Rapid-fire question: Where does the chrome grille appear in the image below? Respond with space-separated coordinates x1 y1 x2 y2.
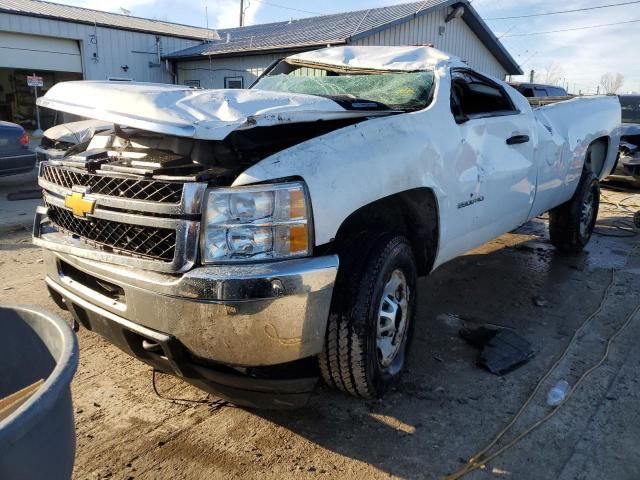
41 164 183 203
46 204 177 262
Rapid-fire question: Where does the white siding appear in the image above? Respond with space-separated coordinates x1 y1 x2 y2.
176 53 283 89
0 13 201 82
352 11 507 79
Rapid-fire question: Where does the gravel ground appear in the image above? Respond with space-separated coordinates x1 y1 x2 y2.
1 186 639 480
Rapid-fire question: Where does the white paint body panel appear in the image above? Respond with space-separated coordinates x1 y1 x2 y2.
528 95 621 217
42 119 111 144
38 81 389 141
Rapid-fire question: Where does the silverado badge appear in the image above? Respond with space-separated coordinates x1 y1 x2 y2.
64 190 96 218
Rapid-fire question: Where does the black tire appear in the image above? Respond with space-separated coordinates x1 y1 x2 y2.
319 233 417 398
549 170 600 253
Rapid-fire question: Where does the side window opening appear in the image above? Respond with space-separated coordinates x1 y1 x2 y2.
451 70 517 122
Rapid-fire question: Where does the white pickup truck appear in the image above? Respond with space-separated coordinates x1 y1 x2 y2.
33 46 620 408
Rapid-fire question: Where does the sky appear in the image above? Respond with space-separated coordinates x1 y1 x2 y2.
53 0 640 93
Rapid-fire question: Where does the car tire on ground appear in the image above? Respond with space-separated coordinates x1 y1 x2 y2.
319 233 417 398
549 170 600 253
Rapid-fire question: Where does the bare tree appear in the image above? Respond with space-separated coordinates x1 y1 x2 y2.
600 72 625 94
539 62 563 85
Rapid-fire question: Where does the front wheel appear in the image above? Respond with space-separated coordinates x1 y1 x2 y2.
549 171 600 253
319 234 417 398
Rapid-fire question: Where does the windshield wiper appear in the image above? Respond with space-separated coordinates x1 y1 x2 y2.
324 95 395 111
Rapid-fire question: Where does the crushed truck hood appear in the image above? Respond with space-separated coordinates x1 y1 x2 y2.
37 81 389 140
43 119 112 144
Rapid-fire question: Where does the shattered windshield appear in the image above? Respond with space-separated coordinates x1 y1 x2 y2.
620 95 640 123
253 61 435 111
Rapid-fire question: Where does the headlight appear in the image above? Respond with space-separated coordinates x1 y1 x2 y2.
201 181 311 263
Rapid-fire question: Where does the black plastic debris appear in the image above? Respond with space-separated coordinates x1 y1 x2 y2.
460 326 535 375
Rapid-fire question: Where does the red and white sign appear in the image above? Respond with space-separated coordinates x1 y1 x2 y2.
27 75 43 87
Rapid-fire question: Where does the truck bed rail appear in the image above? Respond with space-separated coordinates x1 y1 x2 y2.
528 96 574 108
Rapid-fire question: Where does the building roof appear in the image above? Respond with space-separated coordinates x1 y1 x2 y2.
164 0 521 75
0 0 219 40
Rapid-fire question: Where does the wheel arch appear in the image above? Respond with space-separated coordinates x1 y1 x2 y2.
328 188 440 276
584 136 610 178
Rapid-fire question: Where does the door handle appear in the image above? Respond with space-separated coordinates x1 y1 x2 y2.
506 134 530 145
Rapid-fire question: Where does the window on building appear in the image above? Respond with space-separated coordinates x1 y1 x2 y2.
224 76 244 89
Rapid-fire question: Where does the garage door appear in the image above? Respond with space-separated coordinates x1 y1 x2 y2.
0 31 82 73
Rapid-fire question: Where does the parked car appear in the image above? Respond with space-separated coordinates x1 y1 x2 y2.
35 119 112 162
33 45 620 408
0 122 36 177
608 94 640 186
508 82 568 98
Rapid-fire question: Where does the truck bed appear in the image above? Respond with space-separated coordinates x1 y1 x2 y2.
528 95 574 108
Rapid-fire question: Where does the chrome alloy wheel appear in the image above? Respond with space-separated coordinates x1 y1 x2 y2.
376 269 410 367
580 188 596 237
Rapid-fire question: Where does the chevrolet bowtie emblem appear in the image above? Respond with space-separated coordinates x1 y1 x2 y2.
64 191 95 218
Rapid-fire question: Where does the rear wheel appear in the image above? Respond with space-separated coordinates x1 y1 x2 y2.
319 233 417 398
549 170 600 253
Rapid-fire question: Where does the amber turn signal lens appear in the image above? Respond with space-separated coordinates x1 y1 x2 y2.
288 225 309 254
288 188 306 219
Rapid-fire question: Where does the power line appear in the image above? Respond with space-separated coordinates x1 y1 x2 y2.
503 18 640 37
250 0 323 16
485 0 640 20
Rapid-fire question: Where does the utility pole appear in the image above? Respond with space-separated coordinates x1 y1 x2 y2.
529 69 535 83
239 0 244 26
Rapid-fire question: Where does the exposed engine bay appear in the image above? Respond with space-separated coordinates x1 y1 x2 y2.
53 119 362 185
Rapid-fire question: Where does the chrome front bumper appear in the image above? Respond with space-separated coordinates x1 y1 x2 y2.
41 246 338 367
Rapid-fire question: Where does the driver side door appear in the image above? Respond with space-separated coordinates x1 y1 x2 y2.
450 69 536 246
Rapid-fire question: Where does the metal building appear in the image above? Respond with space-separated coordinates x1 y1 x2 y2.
165 0 521 90
0 0 217 128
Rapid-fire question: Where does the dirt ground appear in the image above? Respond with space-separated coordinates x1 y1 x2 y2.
1 185 640 480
